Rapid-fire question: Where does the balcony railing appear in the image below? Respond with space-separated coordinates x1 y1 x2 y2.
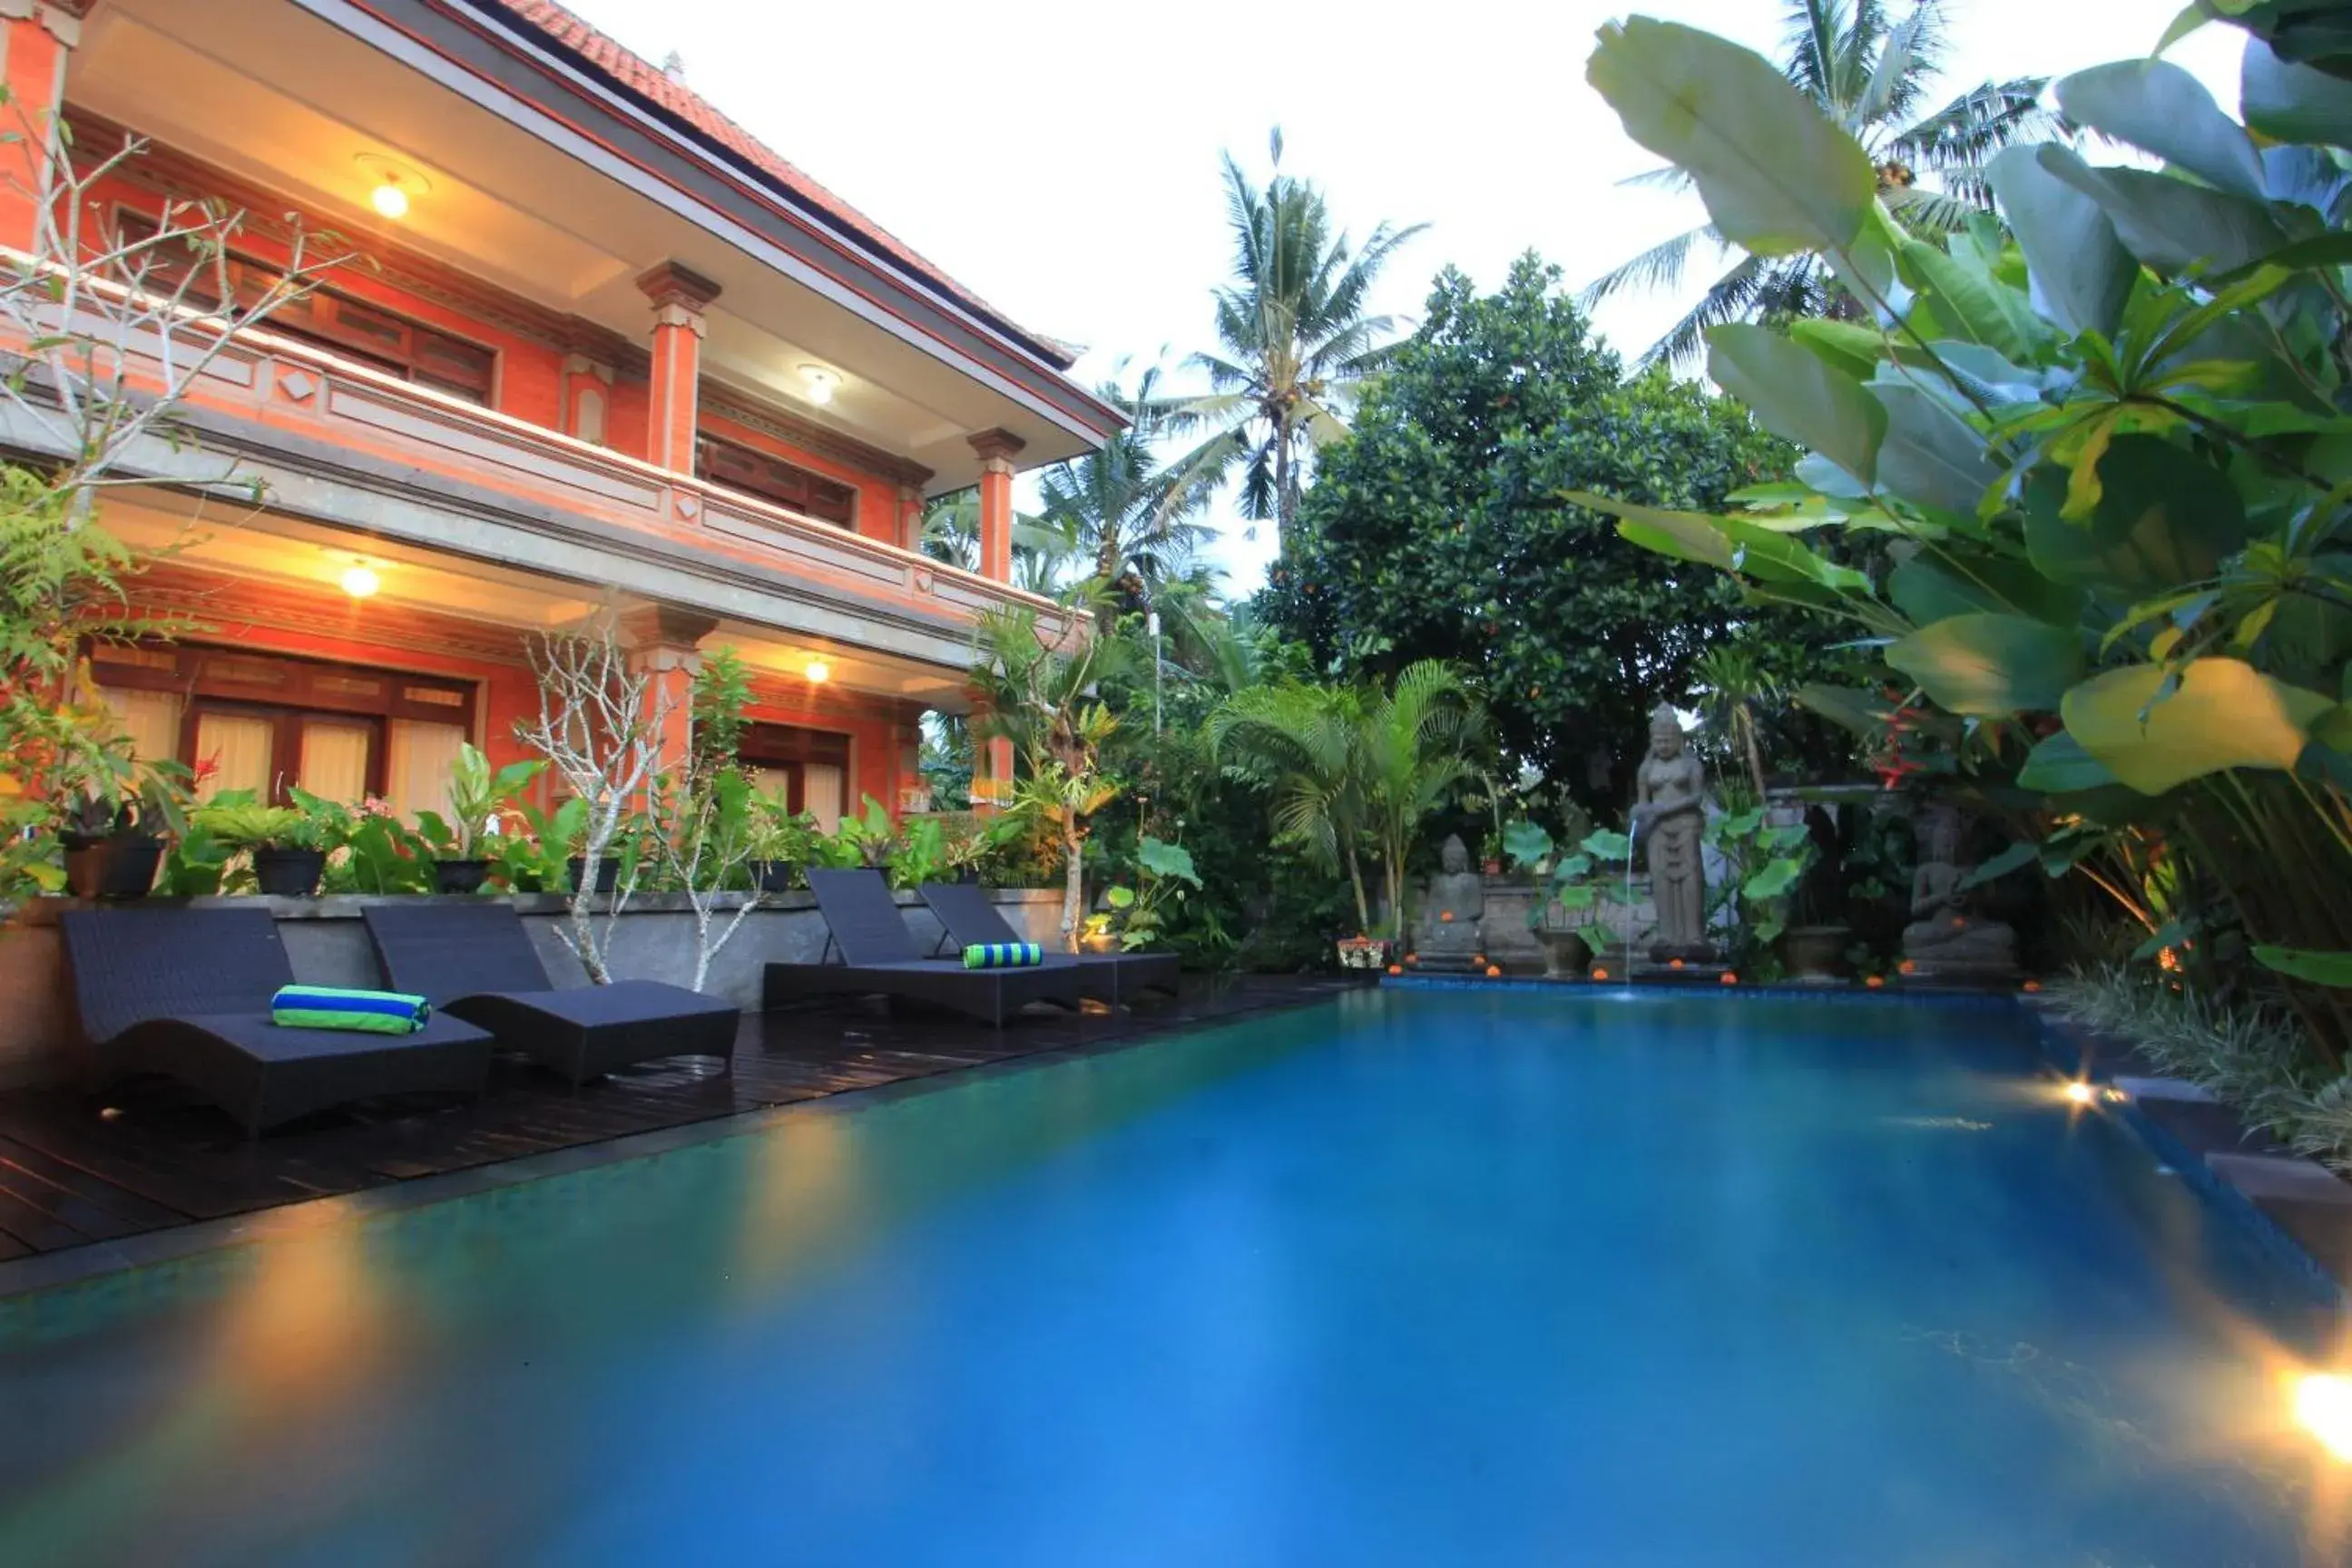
1 266 1081 646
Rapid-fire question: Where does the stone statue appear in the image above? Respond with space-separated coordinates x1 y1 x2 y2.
1416 833 1486 973
1633 702 1711 962
1901 803 2018 980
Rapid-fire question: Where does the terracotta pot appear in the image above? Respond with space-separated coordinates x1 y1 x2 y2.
251 847 326 897
1535 928 1592 979
1776 924 1853 980
61 833 162 899
435 858 493 895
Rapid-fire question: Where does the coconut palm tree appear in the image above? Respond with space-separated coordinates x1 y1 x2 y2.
919 492 1083 596
1037 362 1220 607
1172 131 1426 544
1582 0 2061 368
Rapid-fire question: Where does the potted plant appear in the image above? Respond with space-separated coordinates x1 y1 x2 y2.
58 744 190 900
743 793 814 894
1524 828 1634 977
190 791 332 897
416 743 545 894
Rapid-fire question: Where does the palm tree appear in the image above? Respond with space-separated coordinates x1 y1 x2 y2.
1173 130 1426 544
1038 362 1220 607
1582 0 2061 368
919 492 1083 595
1210 660 1485 942
1209 680 1375 936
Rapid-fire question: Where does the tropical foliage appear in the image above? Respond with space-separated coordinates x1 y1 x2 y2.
1209 660 1485 942
1583 0 2061 368
1262 255 1860 805
1579 16 2352 1054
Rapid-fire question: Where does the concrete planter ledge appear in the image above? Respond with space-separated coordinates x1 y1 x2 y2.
0 887 1064 1091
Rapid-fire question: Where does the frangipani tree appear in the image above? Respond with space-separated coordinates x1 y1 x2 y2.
1579 15 2352 1054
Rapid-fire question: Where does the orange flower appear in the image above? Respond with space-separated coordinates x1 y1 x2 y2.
1387 965 1402 976
1866 975 1885 989
1669 957 1684 970
1720 972 1739 985
2023 979 2042 994
1898 959 1918 975
1485 965 1502 978
1440 911 1455 923
1591 966 1610 981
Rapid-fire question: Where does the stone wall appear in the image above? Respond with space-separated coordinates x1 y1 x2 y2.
0 887 1063 1091
1446 876 1661 972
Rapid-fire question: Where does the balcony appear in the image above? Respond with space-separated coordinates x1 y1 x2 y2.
0 291 1082 685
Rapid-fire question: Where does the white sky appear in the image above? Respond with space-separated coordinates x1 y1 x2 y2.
556 0 2247 593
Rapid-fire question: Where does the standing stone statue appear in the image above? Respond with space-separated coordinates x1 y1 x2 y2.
1633 702 1711 962
1416 833 1487 973
1901 803 2018 981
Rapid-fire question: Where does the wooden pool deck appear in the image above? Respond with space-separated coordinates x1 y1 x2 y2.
0 976 1360 1271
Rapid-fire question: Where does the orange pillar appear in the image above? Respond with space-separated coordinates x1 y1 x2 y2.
635 261 721 475
897 484 925 552
966 428 1024 583
0 2 86 254
622 603 720 784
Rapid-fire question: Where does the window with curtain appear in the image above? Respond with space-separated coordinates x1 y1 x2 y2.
100 686 181 767
736 722 853 830
299 720 373 805
192 710 275 801
386 720 466 824
802 763 845 832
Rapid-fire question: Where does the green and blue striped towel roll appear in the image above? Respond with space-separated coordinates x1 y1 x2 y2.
962 942 1044 969
270 985 433 1034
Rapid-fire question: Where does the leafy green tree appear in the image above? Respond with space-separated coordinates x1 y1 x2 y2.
1171 131 1426 544
1583 0 2059 368
1265 255 1844 808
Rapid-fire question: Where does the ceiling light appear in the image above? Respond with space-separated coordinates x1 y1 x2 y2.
799 366 838 407
805 658 831 684
340 564 381 599
355 154 429 221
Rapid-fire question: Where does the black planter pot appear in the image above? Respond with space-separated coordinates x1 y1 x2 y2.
565 856 621 896
252 847 327 897
957 869 982 887
61 833 162 899
435 858 493 895
746 859 796 894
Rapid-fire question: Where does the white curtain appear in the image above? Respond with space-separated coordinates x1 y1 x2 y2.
747 764 791 805
803 762 845 832
299 720 372 805
192 712 274 802
101 687 181 766
385 720 466 823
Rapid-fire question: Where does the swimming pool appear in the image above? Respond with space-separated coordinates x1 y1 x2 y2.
1 989 2342 1565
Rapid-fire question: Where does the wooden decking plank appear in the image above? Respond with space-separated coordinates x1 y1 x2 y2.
0 1135 188 1228
0 1185 97 1251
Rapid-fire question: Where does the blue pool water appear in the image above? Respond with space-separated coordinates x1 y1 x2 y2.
2 990 2345 1566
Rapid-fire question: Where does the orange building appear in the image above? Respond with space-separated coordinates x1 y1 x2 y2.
0 0 1112 826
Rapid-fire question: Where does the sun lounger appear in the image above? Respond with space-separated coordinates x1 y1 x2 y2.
917 881 1180 1005
363 901 738 1086
763 869 1085 1027
60 906 494 1136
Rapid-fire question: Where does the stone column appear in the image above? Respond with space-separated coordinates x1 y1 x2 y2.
896 483 926 553
620 602 720 781
0 2 90 254
634 261 722 475
965 427 1024 583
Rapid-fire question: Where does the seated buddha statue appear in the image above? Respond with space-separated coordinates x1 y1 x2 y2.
1416 834 1486 974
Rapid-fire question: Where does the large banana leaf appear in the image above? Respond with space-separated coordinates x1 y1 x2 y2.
2062 658 2335 794
1586 18 1875 260
1887 614 2085 717
1708 323 1883 485
1985 145 2136 338
2056 60 2269 201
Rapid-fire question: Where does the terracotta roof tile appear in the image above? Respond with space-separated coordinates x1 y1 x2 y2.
479 0 1078 371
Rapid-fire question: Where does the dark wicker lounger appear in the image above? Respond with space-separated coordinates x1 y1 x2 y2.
763 869 1085 1028
363 902 739 1086
60 906 494 1137
917 881 1181 1005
